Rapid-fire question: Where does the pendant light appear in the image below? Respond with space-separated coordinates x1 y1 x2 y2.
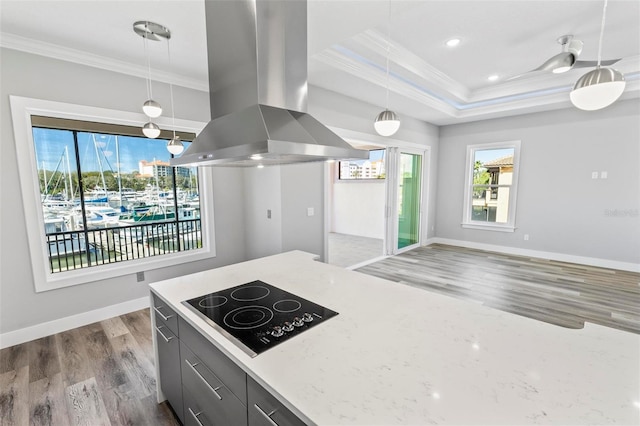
570 0 626 111
374 0 400 137
134 21 171 138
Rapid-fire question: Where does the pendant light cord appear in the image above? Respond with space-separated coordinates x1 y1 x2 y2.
385 0 391 110
144 25 153 99
596 0 608 67
167 38 177 138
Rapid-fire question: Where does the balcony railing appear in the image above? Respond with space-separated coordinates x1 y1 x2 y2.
46 219 202 273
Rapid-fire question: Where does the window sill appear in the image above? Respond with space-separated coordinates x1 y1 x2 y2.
36 247 215 293
461 222 515 233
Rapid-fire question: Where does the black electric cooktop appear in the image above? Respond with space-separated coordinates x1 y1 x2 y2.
182 280 338 357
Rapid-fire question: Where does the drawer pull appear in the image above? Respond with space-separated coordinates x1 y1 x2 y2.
188 407 205 426
153 305 174 321
254 403 280 426
185 359 223 400
155 326 174 343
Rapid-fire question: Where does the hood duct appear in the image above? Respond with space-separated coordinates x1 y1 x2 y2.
171 0 369 167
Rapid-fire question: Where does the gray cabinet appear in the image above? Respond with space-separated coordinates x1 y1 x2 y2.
181 342 247 426
179 317 247 405
248 377 306 426
153 303 307 426
153 294 183 422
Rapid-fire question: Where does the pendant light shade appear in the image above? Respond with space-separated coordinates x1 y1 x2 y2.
142 99 162 118
167 136 184 155
570 67 625 111
142 122 161 139
570 0 625 111
374 110 401 137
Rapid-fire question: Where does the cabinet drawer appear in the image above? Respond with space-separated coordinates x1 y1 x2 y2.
155 324 183 422
181 342 247 426
179 316 247 405
248 377 306 426
152 292 179 336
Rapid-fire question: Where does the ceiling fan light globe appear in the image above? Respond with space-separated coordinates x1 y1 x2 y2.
142 122 161 138
166 136 184 155
143 99 162 118
374 110 400 136
570 67 626 111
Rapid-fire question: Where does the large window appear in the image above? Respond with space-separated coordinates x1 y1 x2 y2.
11 96 215 291
338 149 386 180
462 141 521 232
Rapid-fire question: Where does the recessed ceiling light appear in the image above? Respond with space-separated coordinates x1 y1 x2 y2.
446 38 461 47
488 75 499 82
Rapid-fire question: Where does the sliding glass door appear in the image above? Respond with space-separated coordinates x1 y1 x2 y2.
397 152 422 249
385 148 425 255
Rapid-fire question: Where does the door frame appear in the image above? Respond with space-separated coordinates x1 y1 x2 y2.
385 146 429 255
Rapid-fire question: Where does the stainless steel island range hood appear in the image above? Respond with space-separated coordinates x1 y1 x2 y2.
171 0 368 167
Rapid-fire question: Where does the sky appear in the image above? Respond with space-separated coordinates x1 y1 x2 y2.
474 148 513 164
33 128 185 174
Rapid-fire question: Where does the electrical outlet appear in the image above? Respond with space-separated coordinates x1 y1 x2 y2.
136 271 145 282
267 209 271 219
307 207 314 217
524 234 529 241
600 171 608 179
591 171 599 179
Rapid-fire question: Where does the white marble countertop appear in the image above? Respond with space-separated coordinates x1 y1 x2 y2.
150 251 640 425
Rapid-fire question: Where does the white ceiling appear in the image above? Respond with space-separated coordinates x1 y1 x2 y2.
1 0 639 125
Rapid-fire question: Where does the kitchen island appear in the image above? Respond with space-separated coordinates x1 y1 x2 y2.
150 251 639 425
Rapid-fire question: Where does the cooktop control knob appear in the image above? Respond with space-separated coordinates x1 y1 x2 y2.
292 317 304 327
282 322 294 332
271 326 284 338
302 312 314 323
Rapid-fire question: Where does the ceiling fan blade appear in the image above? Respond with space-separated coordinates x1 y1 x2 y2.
507 52 576 80
505 69 545 81
573 58 621 68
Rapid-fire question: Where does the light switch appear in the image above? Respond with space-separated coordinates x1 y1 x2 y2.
600 171 608 179
267 209 272 219
591 171 599 179
307 207 314 217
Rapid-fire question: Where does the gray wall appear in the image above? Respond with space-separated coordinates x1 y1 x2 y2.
0 48 248 334
280 163 325 256
243 166 284 259
436 99 640 264
243 162 325 261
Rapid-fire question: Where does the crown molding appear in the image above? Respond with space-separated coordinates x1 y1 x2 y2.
356 30 470 101
315 38 640 122
0 32 209 92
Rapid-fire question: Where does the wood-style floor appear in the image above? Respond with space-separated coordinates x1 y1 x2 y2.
357 244 640 334
0 309 179 426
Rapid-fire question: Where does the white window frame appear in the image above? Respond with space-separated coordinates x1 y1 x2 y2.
10 95 216 292
461 140 521 232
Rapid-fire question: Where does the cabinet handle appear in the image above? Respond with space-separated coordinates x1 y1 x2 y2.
155 326 174 343
254 403 280 426
185 359 223 400
188 407 205 426
154 305 174 321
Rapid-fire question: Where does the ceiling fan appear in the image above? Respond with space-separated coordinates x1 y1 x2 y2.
508 34 621 80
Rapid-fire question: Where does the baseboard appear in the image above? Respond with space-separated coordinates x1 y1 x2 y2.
429 238 640 273
0 296 150 349
346 254 389 270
